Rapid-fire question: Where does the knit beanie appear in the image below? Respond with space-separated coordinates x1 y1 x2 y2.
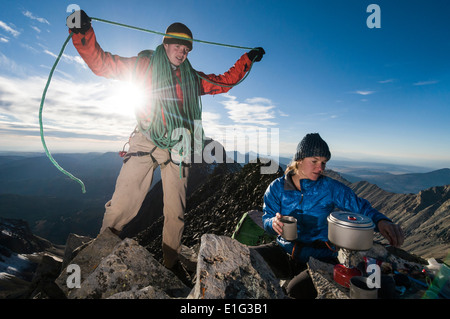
294 133 331 161
163 22 193 51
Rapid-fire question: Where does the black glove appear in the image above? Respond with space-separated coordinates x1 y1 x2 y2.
247 47 265 62
66 10 91 34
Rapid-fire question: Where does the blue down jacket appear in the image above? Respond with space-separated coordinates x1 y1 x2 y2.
262 172 391 263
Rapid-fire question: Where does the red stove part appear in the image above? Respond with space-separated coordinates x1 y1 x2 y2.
333 264 362 288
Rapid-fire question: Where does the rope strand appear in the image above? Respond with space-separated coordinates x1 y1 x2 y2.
39 32 86 193
90 17 255 50
39 17 255 193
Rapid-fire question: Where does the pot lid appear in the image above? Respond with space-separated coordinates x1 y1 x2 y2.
327 211 374 228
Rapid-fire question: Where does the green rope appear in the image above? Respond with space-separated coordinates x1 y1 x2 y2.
90 17 254 50
132 45 204 179
39 32 86 194
40 17 256 193
134 45 203 172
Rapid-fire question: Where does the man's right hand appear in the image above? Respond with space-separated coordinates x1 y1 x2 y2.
66 10 91 34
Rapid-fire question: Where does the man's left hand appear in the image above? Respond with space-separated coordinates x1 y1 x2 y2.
247 47 265 62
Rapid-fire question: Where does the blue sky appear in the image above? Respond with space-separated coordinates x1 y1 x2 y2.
0 0 449 168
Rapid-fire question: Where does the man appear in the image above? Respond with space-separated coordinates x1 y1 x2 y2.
67 10 265 269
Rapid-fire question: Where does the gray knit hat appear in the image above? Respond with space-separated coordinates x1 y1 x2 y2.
294 133 331 161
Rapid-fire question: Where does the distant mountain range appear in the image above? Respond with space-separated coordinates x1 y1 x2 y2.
0 151 449 250
340 168 450 194
264 154 450 194
0 152 122 200
0 152 124 243
0 152 449 299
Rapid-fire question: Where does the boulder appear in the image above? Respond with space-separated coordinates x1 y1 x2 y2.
55 227 122 297
189 234 285 299
28 255 66 299
69 238 191 299
179 244 198 272
307 257 350 299
107 286 171 299
60 233 93 270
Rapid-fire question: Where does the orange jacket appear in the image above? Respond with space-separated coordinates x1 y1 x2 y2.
71 28 252 101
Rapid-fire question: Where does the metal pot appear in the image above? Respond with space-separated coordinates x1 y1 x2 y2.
327 211 375 251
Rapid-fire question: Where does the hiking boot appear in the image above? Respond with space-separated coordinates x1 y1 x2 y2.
108 227 121 237
167 260 193 288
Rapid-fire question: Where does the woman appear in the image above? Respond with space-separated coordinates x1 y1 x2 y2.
255 133 404 298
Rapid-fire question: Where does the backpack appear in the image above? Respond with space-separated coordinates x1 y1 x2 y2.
232 210 275 246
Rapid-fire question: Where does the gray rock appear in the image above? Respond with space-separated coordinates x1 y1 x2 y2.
179 244 198 272
28 255 66 299
189 234 285 299
55 227 123 297
69 238 190 299
107 286 171 299
307 257 350 299
60 233 93 270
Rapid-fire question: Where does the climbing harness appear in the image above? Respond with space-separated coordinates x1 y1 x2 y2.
39 16 258 193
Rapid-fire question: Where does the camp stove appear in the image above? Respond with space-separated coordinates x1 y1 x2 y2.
327 212 375 288
333 248 363 288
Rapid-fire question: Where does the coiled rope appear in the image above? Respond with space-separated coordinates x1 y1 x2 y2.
39 17 256 193
135 45 202 152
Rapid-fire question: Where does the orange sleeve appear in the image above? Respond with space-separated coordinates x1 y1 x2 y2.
198 53 252 95
70 28 143 81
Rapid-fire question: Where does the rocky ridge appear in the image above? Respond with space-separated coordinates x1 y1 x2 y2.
13 224 445 300
350 182 450 259
0 217 64 298
1 161 449 300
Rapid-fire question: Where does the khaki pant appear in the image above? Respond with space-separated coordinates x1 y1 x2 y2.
100 131 189 268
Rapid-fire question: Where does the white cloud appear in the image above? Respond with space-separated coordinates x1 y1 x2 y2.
0 75 282 155
43 49 87 69
0 52 26 74
201 111 221 123
0 36 9 43
378 79 394 84
0 21 20 37
20 43 39 54
245 97 272 105
354 90 375 96
413 80 439 86
0 75 137 148
39 64 74 79
31 26 41 33
22 10 50 25
199 94 280 156
220 93 277 126
277 109 289 117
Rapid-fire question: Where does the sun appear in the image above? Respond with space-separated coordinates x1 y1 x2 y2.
107 81 147 119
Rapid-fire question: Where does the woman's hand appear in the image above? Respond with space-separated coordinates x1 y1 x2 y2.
378 220 404 247
272 213 284 236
